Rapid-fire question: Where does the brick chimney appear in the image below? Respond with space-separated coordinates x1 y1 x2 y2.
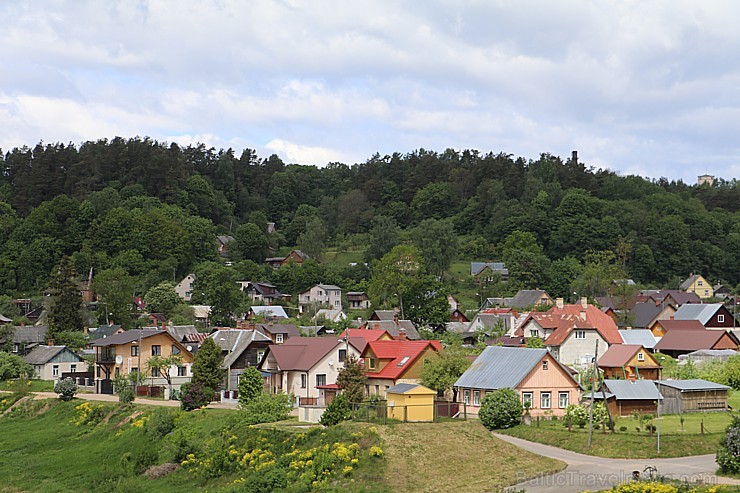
398 328 407 341
47 339 54 346
580 297 588 310
669 315 674 320
393 314 399 325
556 298 564 309
161 322 166 331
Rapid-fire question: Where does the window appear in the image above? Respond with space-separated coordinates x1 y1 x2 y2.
171 345 181 355
397 356 410 367
368 358 377 370
256 350 265 364
365 384 370 397
540 392 551 409
718 315 725 323
542 360 549 370
375 385 380 395
151 345 161 356
638 352 645 362
463 389 470 405
300 374 307 388
52 365 59 377
522 392 533 407
558 392 569 408
574 330 586 339
177 366 187 377
131 345 139 357
704 290 709 296
473 390 480 406
698 280 703 286
275 333 284 344
151 367 161 377
338 349 347 363
316 374 326 387
12 343 18 353
70 364 77 373
530 329 539 338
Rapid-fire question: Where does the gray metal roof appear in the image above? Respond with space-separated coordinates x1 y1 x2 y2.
509 290 549 309
673 303 723 325
454 346 548 390
387 383 422 394
23 346 84 365
656 379 730 391
630 302 662 329
470 262 508 276
250 305 288 318
602 380 662 400
619 329 657 349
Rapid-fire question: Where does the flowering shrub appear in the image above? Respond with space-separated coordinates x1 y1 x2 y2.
71 401 106 426
180 382 213 411
717 415 740 473
54 378 78 401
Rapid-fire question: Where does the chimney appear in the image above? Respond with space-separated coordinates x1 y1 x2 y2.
556 298 564 309
249 320 256 331
161 322 166 331
83 326 88 336
20 321 25 327
393 314 399 325
47 339 54 346
374 323 380 330
398 328 407 341
580 297 588 309
670 315 674 320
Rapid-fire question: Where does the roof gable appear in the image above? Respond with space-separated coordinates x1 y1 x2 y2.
364 340 440 380
598 344 658 368
539 303 622 346
265 337 365 371
603 380 662 400
455 346 562 390
674 303 723 325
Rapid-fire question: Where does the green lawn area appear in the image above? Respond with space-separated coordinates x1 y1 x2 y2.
0 379 54 392
377 419 565 493
499 407 736 459
323 249 364 266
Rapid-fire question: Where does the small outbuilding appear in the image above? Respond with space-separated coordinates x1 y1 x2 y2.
386 383 436 422
597 379 662 417
655 379 730 414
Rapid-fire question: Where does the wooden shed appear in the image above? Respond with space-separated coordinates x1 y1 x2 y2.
595 379 662 417
386 383 436 422
655 379 730 414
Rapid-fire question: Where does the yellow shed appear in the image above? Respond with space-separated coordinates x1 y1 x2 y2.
386 383 437 422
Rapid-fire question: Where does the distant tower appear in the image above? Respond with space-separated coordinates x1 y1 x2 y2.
571 150 578 165
697 174 715 186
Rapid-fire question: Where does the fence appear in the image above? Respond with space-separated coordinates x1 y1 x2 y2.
60 371 95 388
350 400 469 424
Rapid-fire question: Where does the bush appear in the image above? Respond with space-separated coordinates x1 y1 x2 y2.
242 392 292 425
113 375 135 404
148 408 176 438
0 352 33 381
619 426 627 432
478 388 522 430
237 367 264 406
717 415 740 473
54 377 78 401
320 394 352 427
564 404 588 429
180 382 213 411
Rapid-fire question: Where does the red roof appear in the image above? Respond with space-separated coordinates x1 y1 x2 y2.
529 303 622 346
654 319 705 331
339 328 390 342
363 340 441 380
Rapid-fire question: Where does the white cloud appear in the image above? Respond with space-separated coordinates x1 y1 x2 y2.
265 139 355 166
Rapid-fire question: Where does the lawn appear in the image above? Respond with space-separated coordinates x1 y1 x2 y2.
499 407 737 459
0 379 55 392
377 419 565 493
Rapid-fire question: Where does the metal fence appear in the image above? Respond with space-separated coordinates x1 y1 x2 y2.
350 400 468 424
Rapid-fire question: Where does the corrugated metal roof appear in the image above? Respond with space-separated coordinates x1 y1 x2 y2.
387 383 420 394
674 304 723 325
23 346 75 365
656 379 730 391
250 306 288 318
454 346 547 390
603 380 662 400
619 330 657 349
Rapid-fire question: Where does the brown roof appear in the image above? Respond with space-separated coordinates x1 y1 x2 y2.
264 337 366 371
598 344 659 368
654 319 705 331
654 330 739 352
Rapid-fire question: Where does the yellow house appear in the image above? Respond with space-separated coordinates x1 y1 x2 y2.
680 274 713 299
92 329 194 394
386 383 436 422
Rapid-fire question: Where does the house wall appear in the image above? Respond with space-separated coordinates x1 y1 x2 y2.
386 392 435 422
551 330 608 368
36 359 88 380
657 386 728 414
225 342 271 391
706 307 736 329
175 275 195 302
518 353 580 417
95 334 193 390
714 333 739 351
605 398 658 417
686 276 713 299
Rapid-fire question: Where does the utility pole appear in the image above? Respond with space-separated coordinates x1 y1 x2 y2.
657 393 661 454
587 340 599 449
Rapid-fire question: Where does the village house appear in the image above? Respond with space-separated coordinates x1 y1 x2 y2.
454 346 581 417
265 249 309 268
596 379 662 417
629 301 676 330
346 292 371 310
174 274 196 301
470 261 509 283
258 336 366 406
653 328 739 358
92 329 193 395
23 346 88 381
673 303 735 330
248 305 289 321
238 281 283 305
208 328 272 399
597 344 662 380
680 274 714 299
650 318 706 339
217 235 235 258
618 329 658 350
298 284 342 313
361 339 442 399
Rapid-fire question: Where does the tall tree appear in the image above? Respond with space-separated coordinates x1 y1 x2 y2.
91 266 137 328
297 216 327 262
232 222 269 262
420 345 470 401
143 282 181 318
411 218 458 277
364 215 400 263
191 337 225 392
336 355 366 405
48 256 83 339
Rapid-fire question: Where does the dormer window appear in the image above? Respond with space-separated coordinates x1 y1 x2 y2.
275 333 284 344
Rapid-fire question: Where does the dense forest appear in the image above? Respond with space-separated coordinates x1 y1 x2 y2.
0 138 738 323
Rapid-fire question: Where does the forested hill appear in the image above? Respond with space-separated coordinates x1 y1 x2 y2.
0 138 738 298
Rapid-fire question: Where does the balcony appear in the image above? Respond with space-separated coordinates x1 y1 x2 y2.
97 348 116 363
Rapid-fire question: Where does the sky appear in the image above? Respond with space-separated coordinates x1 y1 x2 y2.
2 0 739 183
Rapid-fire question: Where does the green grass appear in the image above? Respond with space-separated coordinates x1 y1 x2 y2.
499 409 737 459
0 379 55 392
323 249 364 266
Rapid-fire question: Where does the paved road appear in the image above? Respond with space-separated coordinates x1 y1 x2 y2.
494 433 740 493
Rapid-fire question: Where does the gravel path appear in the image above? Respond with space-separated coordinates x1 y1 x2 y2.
493 433 740 493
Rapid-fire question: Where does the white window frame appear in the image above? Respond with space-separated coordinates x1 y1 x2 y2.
540 392 551 409
574 330 586 339
542 360 549 370
151 345 161 356
473 390 480 406
718 315 725 323
463 389 470 405
638 352 645 362
522 392 533 407
52 365 59 377
558 392 569 408
256 350 265 364
338 349 347 363
530 329 539 338
131 345 139 357
300 373 307 388
70 364 76 373
275 333 284 344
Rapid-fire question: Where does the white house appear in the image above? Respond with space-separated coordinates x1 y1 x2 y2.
175 274 196 302
298 284 342 313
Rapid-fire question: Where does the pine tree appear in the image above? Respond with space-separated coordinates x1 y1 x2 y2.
191 337 225 392
48 256 83 339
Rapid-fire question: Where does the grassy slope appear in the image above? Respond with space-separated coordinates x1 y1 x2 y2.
378 420 565 493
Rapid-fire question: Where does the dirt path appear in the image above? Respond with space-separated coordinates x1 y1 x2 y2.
493 433 740 492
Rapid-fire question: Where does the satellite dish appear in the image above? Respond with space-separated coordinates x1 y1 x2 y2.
115 355 123 365
187 345 193 352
